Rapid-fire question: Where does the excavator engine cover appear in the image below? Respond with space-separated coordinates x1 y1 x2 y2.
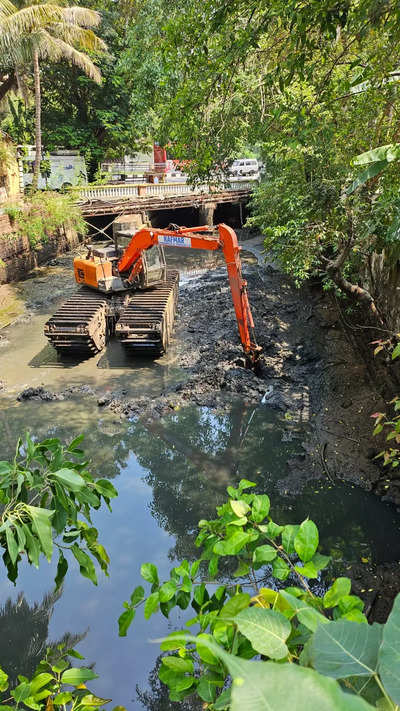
74 258 112 289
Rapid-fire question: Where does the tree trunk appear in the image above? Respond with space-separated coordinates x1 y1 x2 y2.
32 49 41 192
324 241 385 326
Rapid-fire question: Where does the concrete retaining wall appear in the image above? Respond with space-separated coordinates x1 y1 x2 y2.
0 225 80 284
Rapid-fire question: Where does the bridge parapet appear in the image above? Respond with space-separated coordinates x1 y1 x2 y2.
70 181 256 203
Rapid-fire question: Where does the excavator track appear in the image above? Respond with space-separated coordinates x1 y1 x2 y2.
116 270 179 356
44 289 109 356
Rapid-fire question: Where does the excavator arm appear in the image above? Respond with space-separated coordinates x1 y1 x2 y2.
118 223 262 366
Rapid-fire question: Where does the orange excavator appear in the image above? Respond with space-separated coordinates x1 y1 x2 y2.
44 223 261 367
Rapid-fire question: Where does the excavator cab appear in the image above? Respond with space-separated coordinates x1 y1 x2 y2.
138 245 167 289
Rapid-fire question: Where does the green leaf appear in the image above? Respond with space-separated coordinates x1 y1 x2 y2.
230 499 250 517
94 479 118 500
144 592 160 619
323 577 352 608
162 656 194 673
379 592 400 703
197 675 219 703
61 668 98 685
282 525 300 555
22 523 40 567
280 591 329 632
208 555 219 578
253 544 277 564
66 649 84 660
196 633 220 665
140 562 159 585
271 557 290 580
29 673 53 694
352 144 400 166
159 581 176 603
213 687 231 710
25 506 54 562
53 692 73 704
346 161 388 195
12 682 32 703
0 667 9 692
50 468 85 492
228 658 373 711
294 520 319 562
238 479 256 491
235 607 291 660
295 553 330 579
190 638 373 711
71 544 97 585
130 585 145 606
220 593 251 620
213 530 257 556
251 494 270 523
392 343 400 360
79 694 112 707
265 521 284 539
55 551 68 590
67 434 85 451
338 595 364 614
5 526 18 565
118 608 135 637
312 620 383 679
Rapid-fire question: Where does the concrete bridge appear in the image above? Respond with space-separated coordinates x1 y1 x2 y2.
70 181 254 225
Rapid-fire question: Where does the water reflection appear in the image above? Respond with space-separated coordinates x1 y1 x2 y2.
0 398 400 709
0 401 130 481
0 589 86 688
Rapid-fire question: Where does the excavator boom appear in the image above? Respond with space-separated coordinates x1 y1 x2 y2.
118 223 261 365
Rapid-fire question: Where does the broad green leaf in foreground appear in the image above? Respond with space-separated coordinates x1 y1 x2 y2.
379 592 400 703
227 658 374 711
156 633 374 710
311 620 383 679
235 607 291 660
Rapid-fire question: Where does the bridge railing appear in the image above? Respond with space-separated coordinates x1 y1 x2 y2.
69 181 255 202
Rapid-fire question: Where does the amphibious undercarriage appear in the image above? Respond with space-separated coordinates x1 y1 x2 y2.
44 270 179 358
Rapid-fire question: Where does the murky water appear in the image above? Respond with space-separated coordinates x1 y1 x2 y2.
1 245 400 709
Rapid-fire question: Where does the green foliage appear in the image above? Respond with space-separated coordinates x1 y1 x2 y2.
119 480 400 709
0 644 119 711
371 340 400 468
4 192 87 247
1 98 34 146
0 433 117 585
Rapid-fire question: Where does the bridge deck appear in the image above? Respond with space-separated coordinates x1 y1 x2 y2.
71 182 253 216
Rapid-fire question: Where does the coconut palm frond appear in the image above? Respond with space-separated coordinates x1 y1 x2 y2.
49 22 107 53
0 4 63 44
62 6 101 28
39 30 101 83
0 0 17 20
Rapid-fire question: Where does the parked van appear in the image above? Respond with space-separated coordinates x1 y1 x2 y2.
21 147 88 190
229 158 260 181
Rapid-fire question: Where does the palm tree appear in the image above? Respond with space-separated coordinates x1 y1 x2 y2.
0 0 106 189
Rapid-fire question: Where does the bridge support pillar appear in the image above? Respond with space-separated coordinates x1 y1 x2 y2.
199 202 216 227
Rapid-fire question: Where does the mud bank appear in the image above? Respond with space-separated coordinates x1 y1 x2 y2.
94 261 384 489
